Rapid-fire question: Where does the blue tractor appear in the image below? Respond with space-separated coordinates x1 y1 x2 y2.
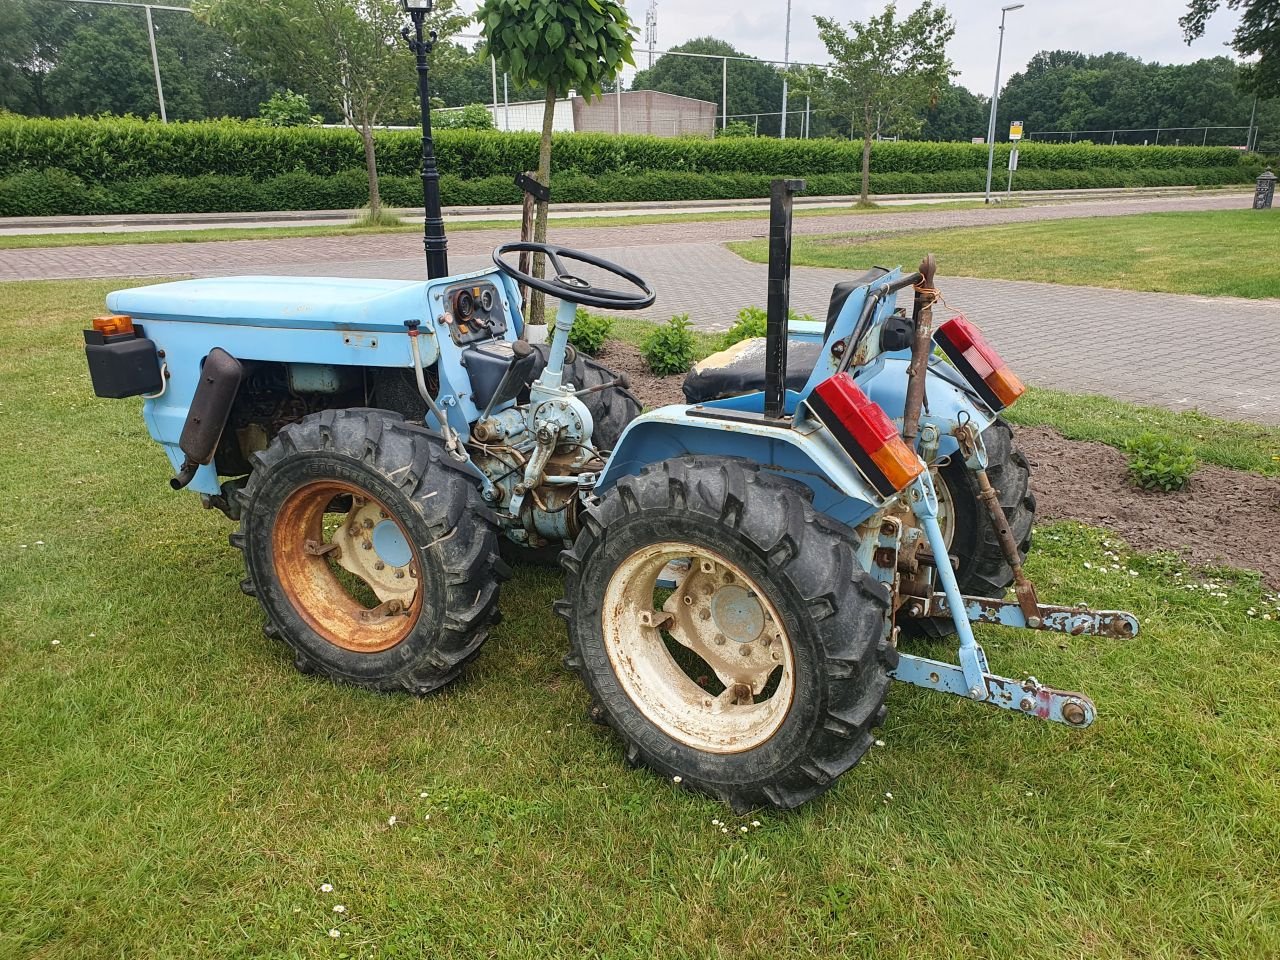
84 122 1138 812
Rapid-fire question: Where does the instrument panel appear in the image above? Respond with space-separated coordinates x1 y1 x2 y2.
442 280 507 345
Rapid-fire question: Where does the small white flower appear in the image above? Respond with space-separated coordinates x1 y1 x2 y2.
387 816 398 827
19 544 27 549
884 791 893 800
50 639 60 646
740 826 748 833
711 819 720 826
721 827 728 834
320 883 334 893
751 820 761 827
1083 562 1092 569
34 540 44 546
874 739 886 748
328 929 341 939
1025 791 1034 797
419 791 428 798
1128 570 1139 577
1247 609 1257 617
672 775 682 784
332 905 346 914
424 814 431 821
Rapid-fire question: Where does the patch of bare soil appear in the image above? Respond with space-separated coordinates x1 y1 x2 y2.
1016 426 1280 589
593 340 687 410
587 347 1280 587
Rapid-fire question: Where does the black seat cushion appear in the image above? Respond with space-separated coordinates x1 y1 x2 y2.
682 338 823 403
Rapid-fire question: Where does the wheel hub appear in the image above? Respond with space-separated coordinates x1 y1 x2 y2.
601 542 795 754
330 500 418 605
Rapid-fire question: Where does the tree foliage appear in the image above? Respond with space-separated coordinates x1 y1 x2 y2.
802 2 955 201
196 0 466 216
1181 0 1280 95
999 51 1280 147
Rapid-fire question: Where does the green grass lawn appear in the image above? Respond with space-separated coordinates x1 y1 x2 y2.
3 280 1279 958
730 210 1280 299
0 201 996 250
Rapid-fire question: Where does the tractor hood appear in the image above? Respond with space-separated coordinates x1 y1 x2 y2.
105 276 428 333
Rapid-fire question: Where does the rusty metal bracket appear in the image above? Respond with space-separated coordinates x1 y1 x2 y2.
920 593 1140 640
304 539 341 558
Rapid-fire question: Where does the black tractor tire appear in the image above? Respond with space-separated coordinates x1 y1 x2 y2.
526 344 641 451
233 408 507 694
559 456 896 812
908 417 1036 639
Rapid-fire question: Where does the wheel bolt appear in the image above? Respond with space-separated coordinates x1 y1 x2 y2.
740 645 752 657
394 569 405 579
714 636 726 646
362 518 374 529
698 609 711 621
375 561 385 570
362 540 372 550
682 595 693 605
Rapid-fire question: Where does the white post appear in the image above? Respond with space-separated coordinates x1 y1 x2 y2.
983 5 1022 203
804 96 810 138
616 83 623 134
779 0 792 139
503 73 510 131
721 56 732 131
490 55 499 127
145 5 167 123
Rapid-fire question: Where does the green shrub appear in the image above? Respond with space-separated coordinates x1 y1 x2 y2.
434 104 497 130
568 308 613 356
641 314 697 376
256 90 319 127
722 305 818 347
1125 432 1197 491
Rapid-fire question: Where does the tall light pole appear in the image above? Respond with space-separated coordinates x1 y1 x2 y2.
984 3 1023 204
400 0 448 280
779 0 792 139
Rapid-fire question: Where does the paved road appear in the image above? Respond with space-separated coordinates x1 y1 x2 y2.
6 190 1277 423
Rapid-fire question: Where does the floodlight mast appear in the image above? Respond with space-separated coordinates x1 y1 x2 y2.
401 0 449 279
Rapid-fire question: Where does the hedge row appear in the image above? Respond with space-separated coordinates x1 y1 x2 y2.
0 115 1257 184
0 165 1258 217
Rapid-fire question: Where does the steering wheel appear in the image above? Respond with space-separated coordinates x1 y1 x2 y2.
493 242 656 312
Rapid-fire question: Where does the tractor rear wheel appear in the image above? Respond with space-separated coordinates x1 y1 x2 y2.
560 457 896 811
233 408 507 694
907 417 1035 638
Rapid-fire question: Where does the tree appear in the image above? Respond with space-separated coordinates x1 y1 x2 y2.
920 82 987 141
804 2 955 202
1181 0 1280 95
477 0 635 324
198 0 466 217
630 37 783 136
258 89 319 126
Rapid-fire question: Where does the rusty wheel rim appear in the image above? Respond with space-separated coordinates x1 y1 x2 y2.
601 541 796 754
271 480 422 653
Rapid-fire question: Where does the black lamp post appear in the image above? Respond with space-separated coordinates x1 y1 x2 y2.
401 0 449 279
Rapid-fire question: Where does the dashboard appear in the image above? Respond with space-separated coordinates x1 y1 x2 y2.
442 280 508 346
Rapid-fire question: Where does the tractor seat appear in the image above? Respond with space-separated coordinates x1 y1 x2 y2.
682 268 889 403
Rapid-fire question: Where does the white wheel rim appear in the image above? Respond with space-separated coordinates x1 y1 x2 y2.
601 541 796 754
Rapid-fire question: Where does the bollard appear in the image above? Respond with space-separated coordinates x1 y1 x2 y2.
1254 168 1276 210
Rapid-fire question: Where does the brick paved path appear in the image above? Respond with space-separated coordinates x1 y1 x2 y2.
5 190 1276 423
0 191 1249 282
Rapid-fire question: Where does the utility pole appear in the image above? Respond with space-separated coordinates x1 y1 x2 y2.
779 0 792 139
984 4 1024 204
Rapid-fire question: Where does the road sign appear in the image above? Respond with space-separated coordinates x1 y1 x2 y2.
1008 147 1019 171
1009 120 1024 141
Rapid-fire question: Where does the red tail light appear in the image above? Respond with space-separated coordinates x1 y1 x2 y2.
934 316 1025 411
808 373 924 497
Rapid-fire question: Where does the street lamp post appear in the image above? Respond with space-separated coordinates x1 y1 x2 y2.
779 0 792 139
984 3 1023 204
401 0 449 279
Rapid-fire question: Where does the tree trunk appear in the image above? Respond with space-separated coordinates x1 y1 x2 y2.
530 86 557 327
860 133 872 204
360 121 381 219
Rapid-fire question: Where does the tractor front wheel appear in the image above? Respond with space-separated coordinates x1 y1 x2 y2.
560 457 895 811
233 408 507 694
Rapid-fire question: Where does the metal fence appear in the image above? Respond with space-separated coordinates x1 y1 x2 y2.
1029 126 1266 150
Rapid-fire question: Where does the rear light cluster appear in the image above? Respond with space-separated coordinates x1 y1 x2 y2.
934 316 1025 411
808 373 924 497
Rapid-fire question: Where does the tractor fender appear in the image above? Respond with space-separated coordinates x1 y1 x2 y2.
853 353 997 459
595 404 886 530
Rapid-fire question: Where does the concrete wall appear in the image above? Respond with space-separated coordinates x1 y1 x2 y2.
437 98 576 134
572 90 717 138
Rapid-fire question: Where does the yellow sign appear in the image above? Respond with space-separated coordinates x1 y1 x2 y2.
1009 120 1024 141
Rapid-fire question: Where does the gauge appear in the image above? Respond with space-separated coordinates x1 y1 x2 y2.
480 288 495 312
454 289 475 319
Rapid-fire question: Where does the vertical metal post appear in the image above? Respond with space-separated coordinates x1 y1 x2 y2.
1154 127 1160 145
804 96 810 138
490 55 499 128
145 6 167 123
1247 95 1258 151
764 178 804 420
779 0 792 139
722 57 728 131
615 84 623 133
984 11 1006 203
503 74 510 131
407 11 448 279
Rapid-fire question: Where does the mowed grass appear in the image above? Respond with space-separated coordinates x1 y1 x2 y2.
730 210 1280 299
2 280 1279 959
0 201 996 250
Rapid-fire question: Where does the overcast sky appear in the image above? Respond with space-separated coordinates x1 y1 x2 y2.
614 0 1245 94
